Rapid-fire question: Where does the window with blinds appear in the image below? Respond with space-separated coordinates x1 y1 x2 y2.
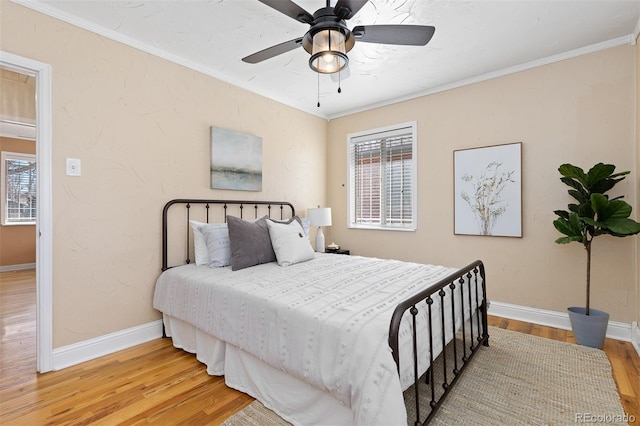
348 122 416 230
2 151 37 225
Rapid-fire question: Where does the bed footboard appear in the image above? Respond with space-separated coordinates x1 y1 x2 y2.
389 260 488 425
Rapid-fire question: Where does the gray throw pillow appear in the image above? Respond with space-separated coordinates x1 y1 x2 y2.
227 215 276 271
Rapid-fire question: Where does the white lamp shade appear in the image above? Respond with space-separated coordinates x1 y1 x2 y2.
308 207 332 227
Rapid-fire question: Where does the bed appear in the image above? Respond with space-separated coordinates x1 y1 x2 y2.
153 199 489 425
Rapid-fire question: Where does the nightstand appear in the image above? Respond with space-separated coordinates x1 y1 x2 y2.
326 248 350 255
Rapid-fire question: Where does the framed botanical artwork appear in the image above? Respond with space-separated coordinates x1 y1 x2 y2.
454 142 522 237
210 126 262 191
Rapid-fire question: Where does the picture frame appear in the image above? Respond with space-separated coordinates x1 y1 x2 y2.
210 126 262 191
453 142 522 237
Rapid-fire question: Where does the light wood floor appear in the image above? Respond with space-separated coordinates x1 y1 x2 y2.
1 269 638 425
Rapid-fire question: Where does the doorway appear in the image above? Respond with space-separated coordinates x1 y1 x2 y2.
0 51 53 372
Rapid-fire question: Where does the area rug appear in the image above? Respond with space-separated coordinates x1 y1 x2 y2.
221 327 626 425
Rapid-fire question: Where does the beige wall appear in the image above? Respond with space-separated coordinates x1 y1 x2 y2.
1 0 638 348
1 1 327 347
0 68 35 121
636 35 640 328
327 45 638 324
0 137 36 266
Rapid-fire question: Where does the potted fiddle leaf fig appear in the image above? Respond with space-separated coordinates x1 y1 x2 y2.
553 163 640 349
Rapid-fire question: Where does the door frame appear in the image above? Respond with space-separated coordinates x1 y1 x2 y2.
1 51 53 372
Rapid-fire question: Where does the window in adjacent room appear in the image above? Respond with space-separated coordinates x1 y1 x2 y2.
1 151 37 225
347 121 417 231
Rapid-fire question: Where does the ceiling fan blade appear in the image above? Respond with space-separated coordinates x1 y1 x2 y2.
242 38 304 64
257 0 314 24
334 0 369 20
352 25 435 46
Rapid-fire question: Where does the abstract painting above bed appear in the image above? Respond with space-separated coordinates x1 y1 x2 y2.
210 126 262 191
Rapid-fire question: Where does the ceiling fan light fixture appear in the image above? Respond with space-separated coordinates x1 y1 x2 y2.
309 28 348 74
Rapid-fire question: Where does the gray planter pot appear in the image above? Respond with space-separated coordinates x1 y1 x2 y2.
567 307 609 349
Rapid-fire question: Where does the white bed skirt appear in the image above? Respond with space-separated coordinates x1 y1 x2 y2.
163 314 355 425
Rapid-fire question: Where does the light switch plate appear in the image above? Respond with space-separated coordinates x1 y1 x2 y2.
66 158 81 176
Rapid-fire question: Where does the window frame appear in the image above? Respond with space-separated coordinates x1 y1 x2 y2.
2 150 37 226
347 121 417 231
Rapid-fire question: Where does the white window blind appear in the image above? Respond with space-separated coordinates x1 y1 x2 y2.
2 151 37 225
348 122 416 230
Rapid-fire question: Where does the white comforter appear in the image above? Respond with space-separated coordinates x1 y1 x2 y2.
153 254 469 425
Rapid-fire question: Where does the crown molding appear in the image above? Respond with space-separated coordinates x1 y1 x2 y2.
10 0 326 119
0 118 36 140
328 34 635 119
11 1 636 121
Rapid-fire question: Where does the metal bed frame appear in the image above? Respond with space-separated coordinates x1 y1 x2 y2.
160 199 489 425
162 198 295 271
389 260 489 424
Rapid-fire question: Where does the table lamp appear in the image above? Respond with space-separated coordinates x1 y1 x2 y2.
308 207 332 253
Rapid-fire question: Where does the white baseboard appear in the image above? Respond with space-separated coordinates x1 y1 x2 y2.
45 304 640 370
632 321 640 358
488 301 632 343
0 263 36 272
52 320 164 371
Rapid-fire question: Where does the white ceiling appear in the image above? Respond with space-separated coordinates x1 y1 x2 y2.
14 0 640 119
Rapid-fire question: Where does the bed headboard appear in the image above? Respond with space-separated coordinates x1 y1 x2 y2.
162 199 296 271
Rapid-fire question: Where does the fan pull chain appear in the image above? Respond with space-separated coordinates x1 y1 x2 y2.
338 69 342 94
317 72 320 107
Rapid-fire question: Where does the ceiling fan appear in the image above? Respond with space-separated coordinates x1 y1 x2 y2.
242 0 435 75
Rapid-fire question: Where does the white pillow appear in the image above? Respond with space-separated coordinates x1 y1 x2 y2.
299 216 311 238
189 221 230 267
201 224 232 267
266 219 315 267
189 220 211 265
